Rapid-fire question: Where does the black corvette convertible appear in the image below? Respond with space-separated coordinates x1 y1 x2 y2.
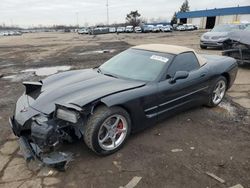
9 44 238 168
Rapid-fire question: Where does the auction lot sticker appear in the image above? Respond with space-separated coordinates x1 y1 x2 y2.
150 55 169 63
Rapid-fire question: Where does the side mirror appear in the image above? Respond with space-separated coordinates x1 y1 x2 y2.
169 71 189 84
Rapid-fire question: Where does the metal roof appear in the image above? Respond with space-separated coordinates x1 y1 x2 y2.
177 6 250 19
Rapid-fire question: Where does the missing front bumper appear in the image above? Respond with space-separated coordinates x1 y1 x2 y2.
19 136 72 171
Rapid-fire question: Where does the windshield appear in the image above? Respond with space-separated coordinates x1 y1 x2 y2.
99 49 173 82
211 24 241 32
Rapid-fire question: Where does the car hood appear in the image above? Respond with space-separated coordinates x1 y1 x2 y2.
27 69 145 114
202 32 229 39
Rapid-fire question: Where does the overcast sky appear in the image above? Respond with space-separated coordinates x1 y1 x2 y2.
0 0 249 27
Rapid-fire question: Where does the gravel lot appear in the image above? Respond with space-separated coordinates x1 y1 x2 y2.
0 31 249 188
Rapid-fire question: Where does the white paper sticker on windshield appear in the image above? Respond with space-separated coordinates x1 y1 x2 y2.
150 55 169 63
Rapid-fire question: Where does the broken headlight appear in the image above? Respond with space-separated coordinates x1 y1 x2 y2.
56 108 79 123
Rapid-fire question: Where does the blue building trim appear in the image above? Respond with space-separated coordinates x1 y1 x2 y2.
177 6 250 19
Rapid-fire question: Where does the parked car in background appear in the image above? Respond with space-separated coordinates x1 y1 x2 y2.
152 25 161 32
89 27 109 35
156 24 164 31
10 44 238 170
64 29 71 33
125 25 134 33
109 27 116 33
176 25 186 31
117 27 125 33
184 24 195 31
15 31 22 35
141 25 151 33
200 24 245 49
144 25 154 32
162 25 172 32
134 26 142 33
78 28 89 34
193 25 199 30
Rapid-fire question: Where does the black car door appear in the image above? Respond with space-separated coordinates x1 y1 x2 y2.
157 52 209 120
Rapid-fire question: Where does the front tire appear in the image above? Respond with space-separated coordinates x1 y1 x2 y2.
84 106 131 155
207 76 227 107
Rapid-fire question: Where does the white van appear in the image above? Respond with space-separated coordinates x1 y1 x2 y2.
125 26 134 33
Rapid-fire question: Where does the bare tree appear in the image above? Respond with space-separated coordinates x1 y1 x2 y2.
171 12 177 25
126 10 141 27
180 0 190 12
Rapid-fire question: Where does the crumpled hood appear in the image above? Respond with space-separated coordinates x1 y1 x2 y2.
27 69 145 114
228 30 250 46
202 32 229 40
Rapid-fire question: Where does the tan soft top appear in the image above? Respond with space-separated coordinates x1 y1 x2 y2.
132 44 206 66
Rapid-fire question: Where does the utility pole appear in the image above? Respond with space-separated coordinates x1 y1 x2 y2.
76 12 79 28
106 0 109 25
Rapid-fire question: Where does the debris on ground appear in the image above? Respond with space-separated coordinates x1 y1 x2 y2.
113 160 122 171
37 166 57 177
154 132 161 136
22 66 71 76
217 101 237 117
119 176 142 188
206 172 225 184
2 72 34 82
190 147 195 150
78 49 116 55
171 149 183 153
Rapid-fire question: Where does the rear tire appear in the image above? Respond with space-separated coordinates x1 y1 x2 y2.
84 106 131 155
207 76 227 107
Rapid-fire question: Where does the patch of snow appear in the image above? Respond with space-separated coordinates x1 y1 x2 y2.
218 101 236 116
171 149 183 153
2 72 34 82
22 66 71 76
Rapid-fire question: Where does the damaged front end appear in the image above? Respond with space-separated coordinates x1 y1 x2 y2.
222 30 250 65
9 82 91 170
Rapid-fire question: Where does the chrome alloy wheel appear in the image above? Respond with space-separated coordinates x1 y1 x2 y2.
98 114 128 151
212 80 226 105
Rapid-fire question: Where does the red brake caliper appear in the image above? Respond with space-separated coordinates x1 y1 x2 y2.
116 121 123 136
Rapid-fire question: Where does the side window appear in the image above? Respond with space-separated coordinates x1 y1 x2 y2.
167 52 200 78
